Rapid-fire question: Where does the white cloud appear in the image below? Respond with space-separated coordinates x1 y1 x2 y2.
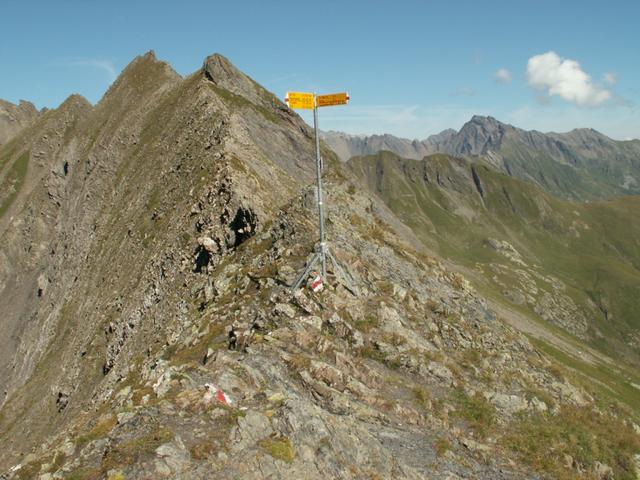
56 58 118 82
449 86 477 97
494 68 512 84
526 51 611 107
603 72 617 85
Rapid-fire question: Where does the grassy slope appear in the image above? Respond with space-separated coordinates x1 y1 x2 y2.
495 133 640 201
348 151 640 411
0 151 29 217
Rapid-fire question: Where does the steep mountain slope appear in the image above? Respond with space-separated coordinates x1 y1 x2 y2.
326 117 640 200
348 150 640 399
0 53 639 480
0 99 40 145
0 50 314 457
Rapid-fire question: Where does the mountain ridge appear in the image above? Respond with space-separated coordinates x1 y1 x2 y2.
324 116 640 200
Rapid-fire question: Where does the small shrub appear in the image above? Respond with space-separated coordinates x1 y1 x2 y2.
101 428 174 472
286 353 311 371
388 333 406 347
413 386 432 411
547 363 565 381
452 389 495 438
190 441 217 460
354 316 379 333
77 414 117 446
358 344 386 363
435 437 452 457
358 344 403 370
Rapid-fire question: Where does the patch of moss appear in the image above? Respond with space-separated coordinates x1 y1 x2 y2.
258 435 295 463
65 467 103 480
77 414 117 447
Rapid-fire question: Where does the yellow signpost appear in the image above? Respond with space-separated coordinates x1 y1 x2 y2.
286 89 355 294
316 92 349 107
285 91 315 110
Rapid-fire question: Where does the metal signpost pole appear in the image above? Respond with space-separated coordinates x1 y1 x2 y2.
287 90 355 294
313 96 327 279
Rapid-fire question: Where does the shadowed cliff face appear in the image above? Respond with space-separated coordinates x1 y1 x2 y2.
1 53 639 480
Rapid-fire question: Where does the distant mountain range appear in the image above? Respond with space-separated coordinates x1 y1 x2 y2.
324 116 640 200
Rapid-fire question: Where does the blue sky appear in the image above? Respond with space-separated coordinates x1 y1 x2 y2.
2 0 639 139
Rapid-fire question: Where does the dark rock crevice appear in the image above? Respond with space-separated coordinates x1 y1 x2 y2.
193 246 212 273
227 206 258 248
470 165 485 198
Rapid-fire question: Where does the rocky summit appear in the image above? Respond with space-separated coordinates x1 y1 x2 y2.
0 52 639 480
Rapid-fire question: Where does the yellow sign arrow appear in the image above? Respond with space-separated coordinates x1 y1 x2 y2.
285 91 315 110
316 92 350 107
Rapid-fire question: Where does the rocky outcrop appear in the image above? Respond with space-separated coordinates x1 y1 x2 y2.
0 99 40 145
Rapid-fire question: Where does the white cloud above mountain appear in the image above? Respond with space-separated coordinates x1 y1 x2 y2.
54 58 118 82
495 68 512 84
603 72 617 85
526 51 611 107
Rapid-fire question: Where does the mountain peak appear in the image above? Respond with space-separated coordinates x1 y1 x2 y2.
202 53 264 104
467 115 510 130
449 115 513 156
119 50 177 78
202 53 246 86
470 114 493 122
97 50 180 108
